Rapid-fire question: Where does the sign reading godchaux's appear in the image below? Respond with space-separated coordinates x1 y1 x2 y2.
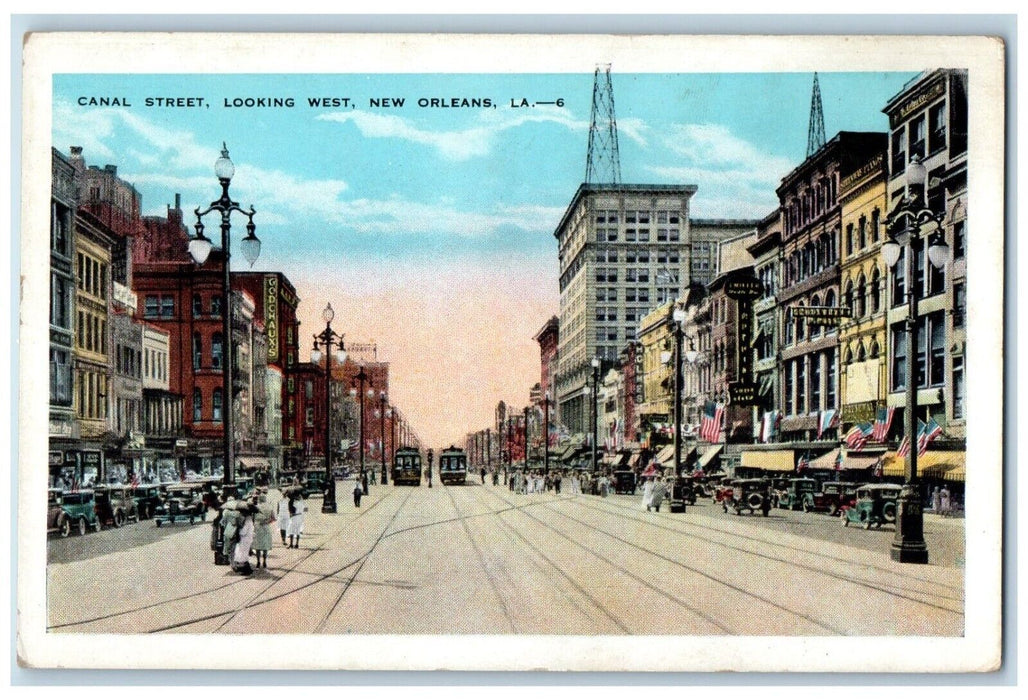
791 305 852 325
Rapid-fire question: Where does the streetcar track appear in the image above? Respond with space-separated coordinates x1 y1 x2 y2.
312 487 417 633
442 483 517 633
581 494 964 593
569 495 965 609
459 485 632 633
471 485 738 634
48 485 401 632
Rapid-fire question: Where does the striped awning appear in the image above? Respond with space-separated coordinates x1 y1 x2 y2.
655 445 675 466
697 445 724 469
882 450 965 479
628 453 641 467
740 449 795 471
809 448 840 471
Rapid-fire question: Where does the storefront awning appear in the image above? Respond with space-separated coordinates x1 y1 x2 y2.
740 449 795 471
882 451 966 479
654 445 675 466
627 453 641 467
810 448 840 471
843 452 886 471
238 457 272 471
697 444 724 469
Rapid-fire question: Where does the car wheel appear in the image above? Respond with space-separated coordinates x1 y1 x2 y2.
155 520 162 528
59 518 71 538
77 518 87 536
882 502 897 523
93 518 101 532
114 511 125 528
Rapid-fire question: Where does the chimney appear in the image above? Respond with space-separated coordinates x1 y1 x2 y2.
104 164 118 176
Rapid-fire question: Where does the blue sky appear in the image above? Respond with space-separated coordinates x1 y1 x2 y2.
52 71 917 444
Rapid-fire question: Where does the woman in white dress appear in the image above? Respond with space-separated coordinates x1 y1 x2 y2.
232 501 256 576
287 493 306 549
641 476 655 511
276 493 291 546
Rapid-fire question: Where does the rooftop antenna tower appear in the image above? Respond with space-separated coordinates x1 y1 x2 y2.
585 64 622 185
806 72 826 158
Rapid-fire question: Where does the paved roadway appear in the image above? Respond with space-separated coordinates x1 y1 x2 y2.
46 479 964 636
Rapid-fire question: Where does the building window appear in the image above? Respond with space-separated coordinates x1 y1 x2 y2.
891 247 906 307
212 388 223 423
954 282 966 328
193 294 203 316
891 324 907 391
211 333 223 369
145 295 160 318
891 129 907 173
952 355 965 419
160 296 174 318
871 209 881 244
929 100 947 154
953 220 966 259
909 115 926 159
193 388 202 422
810 353 822 411
858 216 867 250
193 333 202 370
845 224 854 256
855 274 866 319
871 268 882 314
305 406 315 427
305 380 313 399
796 359 806 415
928 312 946 388
784 361 794 415
826 348 836 408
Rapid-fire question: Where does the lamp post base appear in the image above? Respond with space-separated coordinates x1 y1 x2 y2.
321 481 337 514
890 485 929 564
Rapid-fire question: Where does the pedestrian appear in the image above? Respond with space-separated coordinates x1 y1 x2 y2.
221 497 242 562
481 467 486 484
353 482 363 507
370 470 377 486
554 472 562 494
649 477 667 513
232 500 256 576
492 470 498 486
287 491 307 548
940 485 951 515
641 475 655 511
932 486 942 512
276 491 291 545
253 491 275 569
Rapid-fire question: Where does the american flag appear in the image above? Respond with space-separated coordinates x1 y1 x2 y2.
845 423 873 451
834 450 843 471
872 407 895 442
872 456 884 478
700 401 724 443
897 419 926 457
917 417 944 457
817 409 839 439
796 452 810 472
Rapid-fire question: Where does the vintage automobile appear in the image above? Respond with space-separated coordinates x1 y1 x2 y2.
303 469 327 495
804 481 858 515
47 489 71 537
94 485 140 528
131 484 165 520
613 470 638 495
722 479 772 516
234 476 256 499
58 490 102 535
842 484 902 529
776 478 819 511
668 477 696 513
154 483 207 526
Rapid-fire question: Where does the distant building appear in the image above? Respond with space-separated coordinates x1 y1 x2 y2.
49 149 77 454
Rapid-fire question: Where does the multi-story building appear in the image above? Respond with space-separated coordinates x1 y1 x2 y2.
747 210 784 440
882 69 968 454
635 300 675 449
533 316 559 426
108 280 145 482
838 149 890 434
553 184 698 435
615 340 641 448
141 321 183 482
49 149 77 459
691 219 762 286
776 131 887 447
69 208 115 487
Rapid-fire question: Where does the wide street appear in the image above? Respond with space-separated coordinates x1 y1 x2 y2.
47 478 964 636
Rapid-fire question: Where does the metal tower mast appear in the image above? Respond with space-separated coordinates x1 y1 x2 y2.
585 64 622 185
807 72 826 158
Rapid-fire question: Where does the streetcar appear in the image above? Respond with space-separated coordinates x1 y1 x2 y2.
438 446 468 485
391 447 423 486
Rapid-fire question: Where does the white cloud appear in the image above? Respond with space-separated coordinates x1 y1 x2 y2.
647 123 792 219
316 105 648 161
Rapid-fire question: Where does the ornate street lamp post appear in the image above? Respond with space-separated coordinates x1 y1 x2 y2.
189 144 260 488
523 406 530 470
349 367 374 496
665 307 700 480
542 391 551 474
590 356 601 475
378 390 389 485
310 302 345 513
881 154 950 565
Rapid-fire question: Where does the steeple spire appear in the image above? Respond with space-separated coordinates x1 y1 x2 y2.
807 72 826 158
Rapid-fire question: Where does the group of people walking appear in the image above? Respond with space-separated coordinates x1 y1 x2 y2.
211 484 308 576
503 469 616 497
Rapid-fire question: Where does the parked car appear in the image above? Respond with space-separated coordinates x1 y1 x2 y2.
154 483 207 526
804 481 858 515
722 479 772 516
47 489 72 537
842 484 902 529
131 484 165 520
613 470 638 495
58 490 101 535
94 485 140 528
776 478 818 511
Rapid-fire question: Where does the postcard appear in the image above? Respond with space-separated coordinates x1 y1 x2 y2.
18 32 1005 672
